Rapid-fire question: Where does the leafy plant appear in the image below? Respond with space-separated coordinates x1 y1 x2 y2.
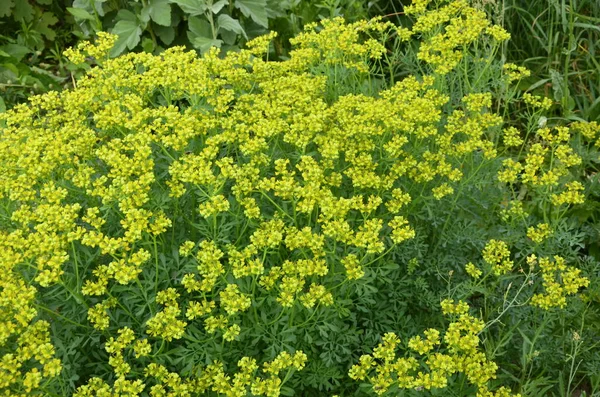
0 0 73 109
1 1 600 397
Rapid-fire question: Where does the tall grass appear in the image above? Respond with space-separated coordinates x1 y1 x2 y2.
501 0 600 122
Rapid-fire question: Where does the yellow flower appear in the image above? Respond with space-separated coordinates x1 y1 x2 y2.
482 239 513 275
527 223 552 243
465 262 482 279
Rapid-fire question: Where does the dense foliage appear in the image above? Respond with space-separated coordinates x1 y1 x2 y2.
1 0 600 396
0 0 379 109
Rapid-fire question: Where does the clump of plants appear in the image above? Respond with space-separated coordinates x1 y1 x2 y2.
1 0 599 395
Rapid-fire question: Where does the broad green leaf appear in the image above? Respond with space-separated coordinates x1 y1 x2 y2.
116 9 138 23
217 14 246 39
13 0 34 22
0 0 14 18
0 96 5 114
67 7 95 20
72 0 106 17
191 36 222 53
110 11 142 56
141 0 171 26
220 28 238 45
35 0 53 4
35 12 59 41
169 0 208 16
142 37 156 53
187 16 221 53
210 0 228 13
154 25 175 45
235 0 268 28
187 16 212 38
0 44 31 61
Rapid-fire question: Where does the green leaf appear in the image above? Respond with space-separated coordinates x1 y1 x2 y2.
0 0 14 18
141 37 155 53
67 7 95 20
110 10 142 56
35 0 53 4
217 14 246 39
235 0 268 28
220 28 237 45
0 44 31 61
210 0 228 13
141 0 171 26
154 25 175 45
72 0 106 17
169 0 208 16
13 0 34 22
191 36 222 52
187 16 212 38
34 12 59 41
187 16 221 53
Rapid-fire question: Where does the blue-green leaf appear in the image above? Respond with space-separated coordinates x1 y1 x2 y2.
217 14 246 39
187 16 221 53
154 25 175 45
142 0 171 26
191 36 223 53
210 0 228 13
187 15 211 37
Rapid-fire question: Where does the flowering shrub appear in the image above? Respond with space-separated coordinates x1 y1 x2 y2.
1 0 599 395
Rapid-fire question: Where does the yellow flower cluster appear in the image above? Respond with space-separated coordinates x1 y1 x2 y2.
299 283 334 308
406 0 510 74
188 240 225 292
432 182 454 199
75 348 306 397
193 351 307 397
342 254 365 280
146 289 187 342
289 17 392 73
0 318 62 393
88 297 117 331
349 300 520 396
502 63 531 82
465 262 483 279
220 284 252 315
198 194 231 218
529 255 590 310
0 11 553 394
551 181 585 206
499 200 528 222
522 93 553 110
571 120 600 146
482 239 513 275
502 126 524 147
64 31 117 64
527 223 552 244
498 125 583 204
